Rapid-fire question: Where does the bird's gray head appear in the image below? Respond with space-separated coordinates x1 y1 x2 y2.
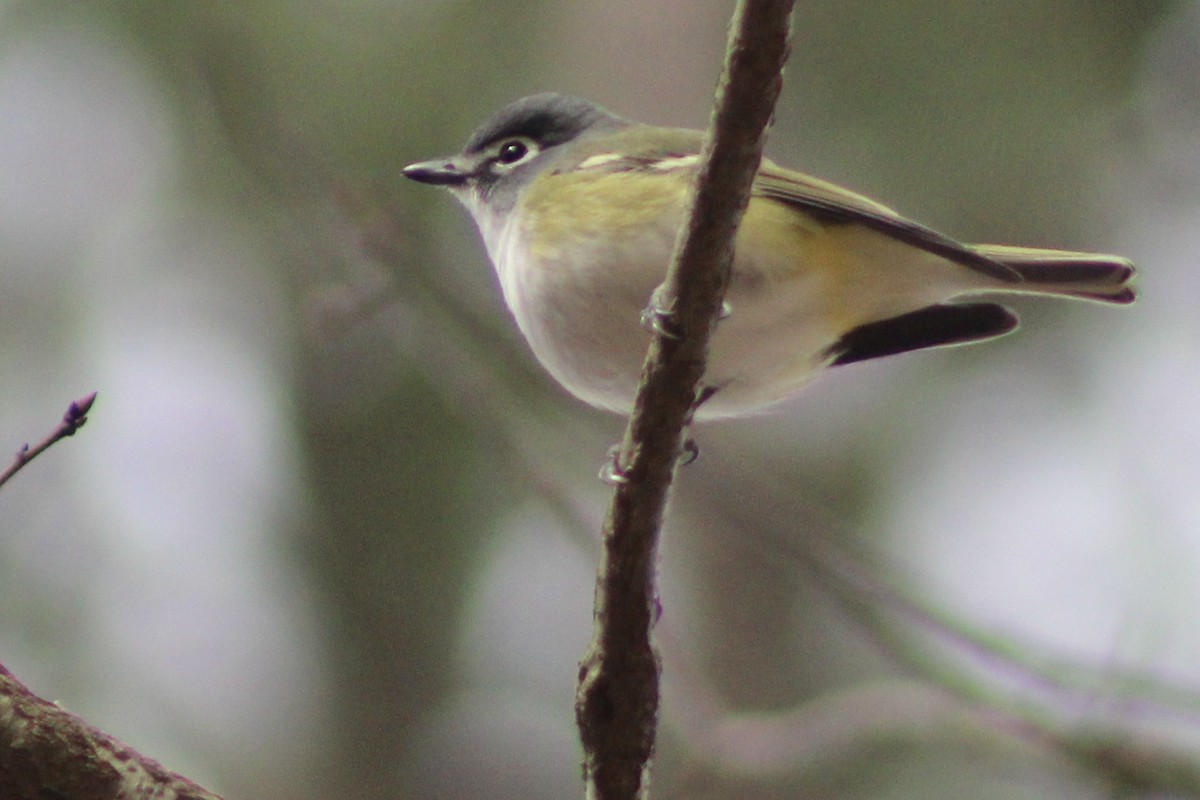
403 93 629 218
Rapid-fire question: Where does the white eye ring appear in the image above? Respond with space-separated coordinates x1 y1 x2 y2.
493 138 538 168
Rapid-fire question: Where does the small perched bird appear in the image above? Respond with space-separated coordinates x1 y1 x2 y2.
404 93 1136 419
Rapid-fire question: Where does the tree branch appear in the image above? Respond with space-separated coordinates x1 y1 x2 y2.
574 2 795 798
0 661 224 800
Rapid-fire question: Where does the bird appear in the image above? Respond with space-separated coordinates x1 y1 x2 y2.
404 93 1136 420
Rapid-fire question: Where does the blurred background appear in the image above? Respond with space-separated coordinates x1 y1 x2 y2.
1 1 1198 798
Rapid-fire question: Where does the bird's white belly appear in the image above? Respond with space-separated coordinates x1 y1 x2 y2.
493 219 670 414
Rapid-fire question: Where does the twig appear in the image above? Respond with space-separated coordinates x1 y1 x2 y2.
573 2 795 798
0 392 98 492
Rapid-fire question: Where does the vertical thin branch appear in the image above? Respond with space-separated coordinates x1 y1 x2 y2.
574 2 795 798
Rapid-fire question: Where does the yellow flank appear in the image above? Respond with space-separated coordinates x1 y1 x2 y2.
739 201 839 334
735 197 826 278
737 197 937 334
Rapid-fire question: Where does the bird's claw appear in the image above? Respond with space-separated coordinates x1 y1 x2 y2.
640 301 682 340
599 444 631 485
640 290 729 339
677 438 700 467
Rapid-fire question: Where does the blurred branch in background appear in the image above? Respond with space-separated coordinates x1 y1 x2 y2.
663 466 1200 795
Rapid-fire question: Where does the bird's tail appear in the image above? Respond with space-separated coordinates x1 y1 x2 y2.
974 244 1137 304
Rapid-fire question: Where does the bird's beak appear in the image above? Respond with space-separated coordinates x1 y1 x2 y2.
403 158 470 187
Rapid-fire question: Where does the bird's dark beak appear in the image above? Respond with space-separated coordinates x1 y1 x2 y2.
403 158 470 187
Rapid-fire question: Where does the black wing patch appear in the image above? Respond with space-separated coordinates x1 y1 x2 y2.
828 303 1019 366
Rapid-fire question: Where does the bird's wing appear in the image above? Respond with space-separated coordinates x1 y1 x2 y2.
753 163 1021 282
562 132 1020 284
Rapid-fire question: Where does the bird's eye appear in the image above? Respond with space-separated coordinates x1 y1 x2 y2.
497 140 529 164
